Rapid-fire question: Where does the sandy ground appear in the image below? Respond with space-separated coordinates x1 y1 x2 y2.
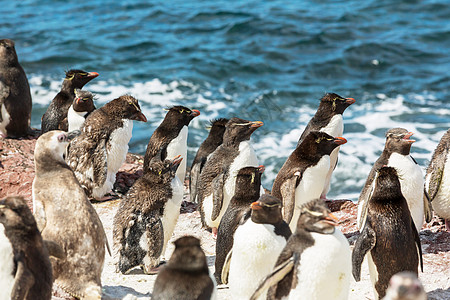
93 193 450 300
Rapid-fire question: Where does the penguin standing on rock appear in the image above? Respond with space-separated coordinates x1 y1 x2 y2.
425 128 450 231
214 165 265 284
198 117 263 235
357 128 432 233
143 105 200 183
152 236 217 300
67 89 96 132
297 93 355 199
0 39 32 138
41 69 98 133
0 196 59 300
32 131 110 300
66 95 147 200
190 118 229 203
352 167 423 300
113 155 183 274
272 131 347 230
251 198 351 300
222 194 291 300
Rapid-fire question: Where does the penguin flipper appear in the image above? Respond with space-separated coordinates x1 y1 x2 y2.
280 173 301 224
12 260 35 300
44 240 66 259
189 162 201 203
426 153 446 201
221 249 232 284
411 217 423 272
352 222 376 281
250 254 298 300
92 139 108 188
211 173 225 222
0 80 10 123
423 189 433 223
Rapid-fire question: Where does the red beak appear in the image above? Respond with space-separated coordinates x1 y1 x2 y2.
345 98 356 104
334 137 347 145
87 72 99 78
251 121 264 128
191 109 200 117
251 201 262 210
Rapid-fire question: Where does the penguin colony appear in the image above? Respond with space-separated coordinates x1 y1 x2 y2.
0 38 447 300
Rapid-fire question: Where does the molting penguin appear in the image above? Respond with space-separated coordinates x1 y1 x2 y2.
190 118 229 203
113 155 183 274
0 196 60 300
382 271 426 300
152 236 217 300
357 128 431 233
272 131 347 231
66 95 147 200
67 89 96 132
32 131 110 299
143 105 200 183
251 198 351 300
425 128 450 231
222 194 291 300
352 166 423 300
198 117 263 234
0 39 32 138
297 93 355 199
214 165 265 284
41 69 98 133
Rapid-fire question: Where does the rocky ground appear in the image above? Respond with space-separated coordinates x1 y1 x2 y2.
1 136 449 299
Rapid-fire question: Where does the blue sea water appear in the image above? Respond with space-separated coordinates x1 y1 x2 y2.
2 0 449 200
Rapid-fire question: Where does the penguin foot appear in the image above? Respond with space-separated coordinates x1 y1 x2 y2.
212 227 218 238
90 192 120 202
143 261 166 275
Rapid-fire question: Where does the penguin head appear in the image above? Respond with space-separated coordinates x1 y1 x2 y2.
373 166 403 200
384 128 415 155
64 69 99 89
320 93 355 115
35 130 75 164
0 197 36 231
109 95 147 122
222 117 264 145
73 89 95 113
296 199 338 234
301 131 347 156
207 118 229 136
250 194 283 225
234 165 264 199
166 236 208 272
164 106 200 127
146 155 183 184
0 39 18 65
385 271 426 300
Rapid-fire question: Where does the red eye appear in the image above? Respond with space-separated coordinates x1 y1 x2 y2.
57 134 66 142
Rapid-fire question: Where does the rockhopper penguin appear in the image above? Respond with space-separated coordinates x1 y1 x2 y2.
0 39 32 138
66 95 147 200
352 166 423 300
272 131 347 231
190 118 229 203
297 92 355 199
41 69 98 133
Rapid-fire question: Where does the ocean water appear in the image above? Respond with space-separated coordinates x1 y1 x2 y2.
3 0 449 200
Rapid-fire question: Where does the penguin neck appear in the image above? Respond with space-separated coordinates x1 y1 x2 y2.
61 79 76 96
232 187 260 204
158 117 187 137
223 136 250 148
313 102 338 123
294 144 321 162
35 156 70 175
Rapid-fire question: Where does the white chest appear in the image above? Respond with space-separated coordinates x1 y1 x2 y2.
0 103 11 137
387 153 424 230
0 224 15 299
161 177 184 258
67 105 88 132
107 119 133 173
319 114 343 138
430 154 450 219
229 221 287 300
166 126 188 182
289 230 351 300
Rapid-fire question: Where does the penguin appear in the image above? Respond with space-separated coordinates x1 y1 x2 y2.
198 117 263 235
214 165 265 284
66 95 147 200
382 271 426 300
251 198 351 300
190 118 229 203
152 236 217 300
221 194 291 300
113 155 183 274
0 39 32 138
357 128 432 233
297 93 355 199
425 128 450 231
41 69 98 133
352 166 423 300
272 131 347 231
32 131 110 299
67 88 96 132
143 105 200 183
0 196 63 300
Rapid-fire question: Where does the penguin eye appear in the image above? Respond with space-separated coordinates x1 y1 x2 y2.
57 134 66 142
